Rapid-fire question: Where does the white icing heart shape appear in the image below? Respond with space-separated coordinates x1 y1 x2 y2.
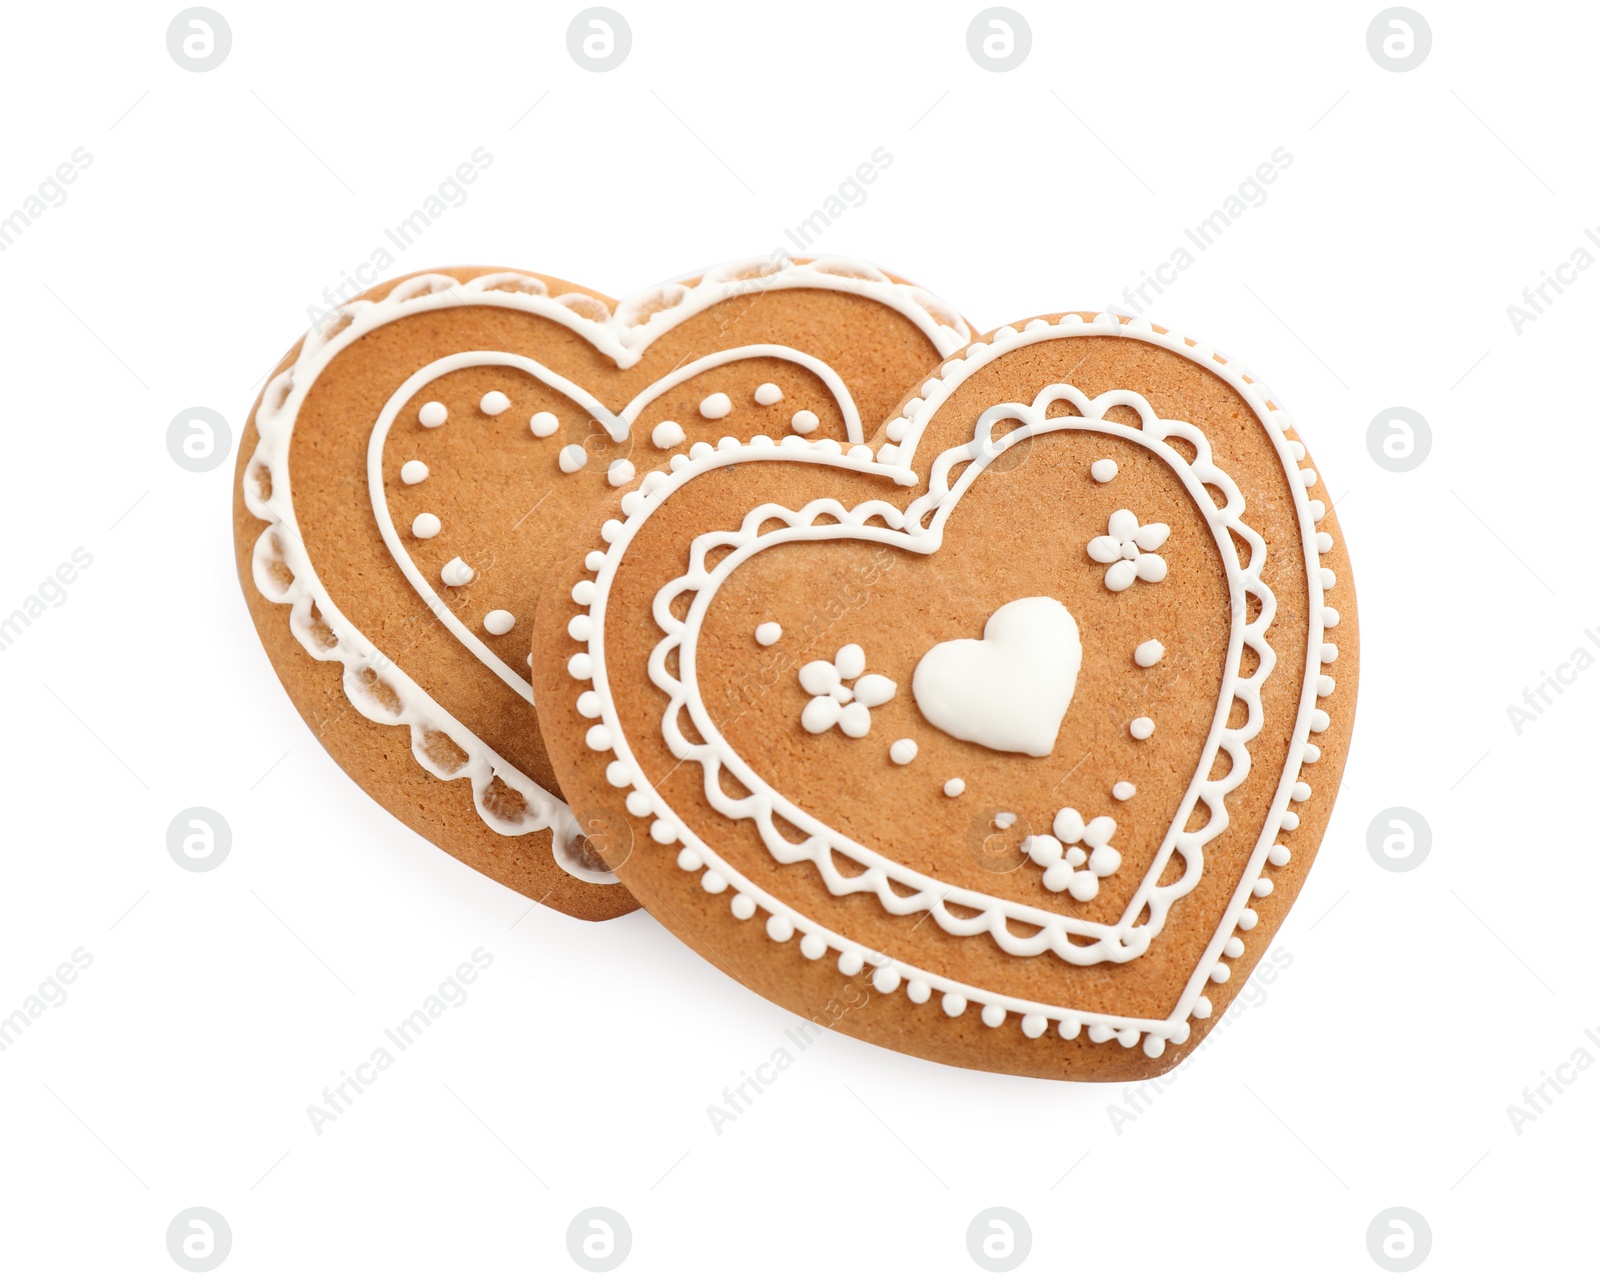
911 597 1081 757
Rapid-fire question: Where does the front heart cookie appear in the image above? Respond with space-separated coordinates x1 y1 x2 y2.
232 258 969 919
532 312 1357 1075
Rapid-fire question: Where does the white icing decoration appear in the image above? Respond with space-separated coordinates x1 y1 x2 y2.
559 444 587 474
943 778 965 797
480 390 510 416
400 460 429 485
755 383 783 405
530 411 559 437
607 459 635 487
440 556 473 587
889 738 917 765
700 392 732 419
911 598 1080 757
1134 639 1165 667
1087 509 1169 591
418 401 447 428
755 622 782 646
791 410 819 434
1130 716 1155 740
798 645 896 738
1090 458 1118 482
484 610 515 635
652 421 686 449
411 512 441 539
1113 781 1136 801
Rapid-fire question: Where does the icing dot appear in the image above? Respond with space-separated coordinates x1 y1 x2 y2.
411 512 441 539
701 869 728 894
1142 1035 1166 1059
584 551 606 571
981 1004 1006 1028
755 622 782 646
1112 781 1136 801
568 615 594 642
676 848 702 871
872 966 900 994
608 459 636 487
1223 937 1245 958
530 411 560 437
1130 716 1155 740
800 934 827 961
400 460 429 485
572 581 596 605
577 691 601 717
559 444 588 474
838 950 864 976
1211 963 1232 984
585 725 612 751
626 790 652 817
568 653 593 680
941 992 967 1017
651 420 685 449
440 556 473 587
605 760 632 788
418 401 447 428
699 392 732 419
889 738 918 765
834 643 866 680
1021 1014 1048 1039
766 915 794 943
648 819 673 845
688 441 713 461
1239 909 1259 930
1090 458 1118 483
791 410 820 434
730 893 756 920
1058 1019 1081 1040
479 391 511 416
1194 997 1213 1019
943 778 965 797
1134 639 1165 667
754 383 783 405
906 979 931 1004
483 609 515 635
1253 877 1274 898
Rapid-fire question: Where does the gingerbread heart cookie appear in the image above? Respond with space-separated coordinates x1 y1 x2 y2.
233 258 970 920
532 312 1356 1074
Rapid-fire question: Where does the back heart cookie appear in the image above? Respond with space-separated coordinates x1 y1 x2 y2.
532 311 1357 1075
232 258 970 920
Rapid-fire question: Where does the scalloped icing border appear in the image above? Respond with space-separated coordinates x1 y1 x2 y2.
634 386 1274 963
242 258 972 885
561 312 1342 1056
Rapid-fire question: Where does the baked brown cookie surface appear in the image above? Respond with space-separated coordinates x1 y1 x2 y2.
532 312 1357 1071
233 259 970 919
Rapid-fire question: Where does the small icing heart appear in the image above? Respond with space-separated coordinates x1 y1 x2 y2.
911 597 1081 757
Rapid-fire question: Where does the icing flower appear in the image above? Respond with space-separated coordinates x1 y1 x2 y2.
1021 809 1122 901
1087 508 1169 591
799 644 897 738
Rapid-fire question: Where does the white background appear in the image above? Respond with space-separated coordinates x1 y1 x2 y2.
1 1 1594 1274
